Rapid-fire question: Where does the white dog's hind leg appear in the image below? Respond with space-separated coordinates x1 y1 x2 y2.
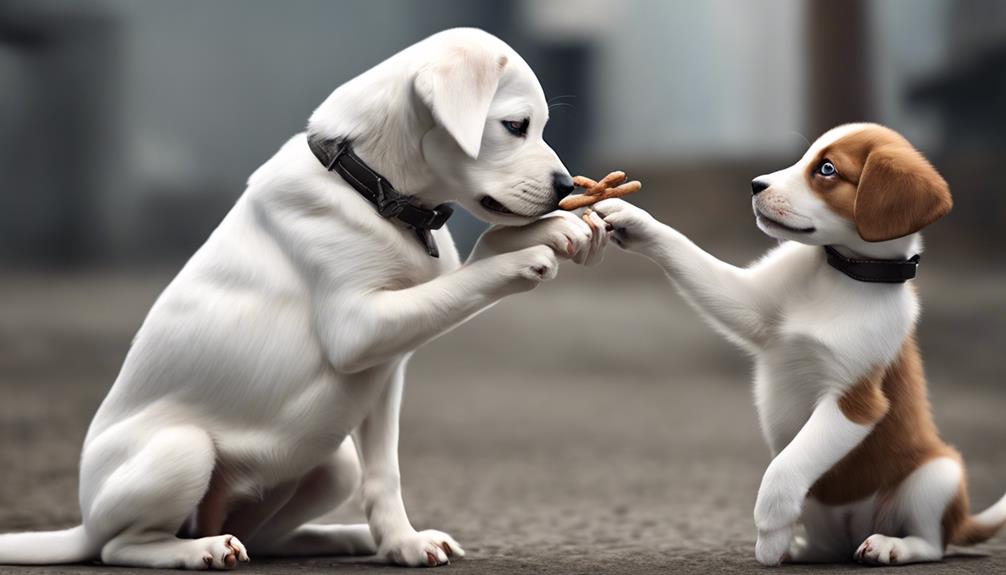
86 426 249 569
246 437 375 557
855 457 961 565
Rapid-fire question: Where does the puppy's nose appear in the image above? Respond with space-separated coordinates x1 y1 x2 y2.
552 172 575 199
751 179 770 196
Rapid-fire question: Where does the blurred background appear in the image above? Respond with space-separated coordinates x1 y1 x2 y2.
1 1 1004 573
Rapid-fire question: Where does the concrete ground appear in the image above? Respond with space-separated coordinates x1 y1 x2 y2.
1 248 1005 574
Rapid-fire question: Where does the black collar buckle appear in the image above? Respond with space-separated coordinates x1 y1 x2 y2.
374 179 408 219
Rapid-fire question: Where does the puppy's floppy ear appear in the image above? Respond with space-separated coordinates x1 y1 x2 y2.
415 44 508 159
854 143 952 242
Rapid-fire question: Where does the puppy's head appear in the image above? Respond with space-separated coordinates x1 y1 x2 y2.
750 123 952 247
415 29 573 224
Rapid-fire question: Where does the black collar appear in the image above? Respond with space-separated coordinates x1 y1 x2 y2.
307 136 453 258
824 246 920 283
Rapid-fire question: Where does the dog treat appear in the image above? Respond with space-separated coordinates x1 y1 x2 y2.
559 170 642 211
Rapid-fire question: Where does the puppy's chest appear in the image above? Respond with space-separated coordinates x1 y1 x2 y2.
753 343 830 454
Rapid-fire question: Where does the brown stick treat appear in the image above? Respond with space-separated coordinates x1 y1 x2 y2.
572 175 598 190
592 171 626 193
601 180 642 199
559 179 642 210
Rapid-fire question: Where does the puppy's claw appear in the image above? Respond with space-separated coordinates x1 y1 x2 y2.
426 551 437 567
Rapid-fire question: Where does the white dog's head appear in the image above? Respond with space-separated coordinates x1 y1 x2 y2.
749 123 952 252
308 28 573 225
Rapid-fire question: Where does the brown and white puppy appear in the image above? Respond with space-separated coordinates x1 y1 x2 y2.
593 123 1006 565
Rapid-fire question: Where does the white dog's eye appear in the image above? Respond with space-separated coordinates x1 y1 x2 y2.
502 118 529 137
817 160 837 177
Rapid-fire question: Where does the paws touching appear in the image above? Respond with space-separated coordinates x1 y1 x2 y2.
591 199 661 253
531 211 596 261
380 529 464 567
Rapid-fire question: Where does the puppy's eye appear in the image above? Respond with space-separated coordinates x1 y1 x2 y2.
502 118 529 137
817 160 837 177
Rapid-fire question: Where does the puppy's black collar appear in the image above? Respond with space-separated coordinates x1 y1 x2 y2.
307 136 453 258
824 246 920 283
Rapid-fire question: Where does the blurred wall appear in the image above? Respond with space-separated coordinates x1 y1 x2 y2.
1 0 1002 267
525 0 807 162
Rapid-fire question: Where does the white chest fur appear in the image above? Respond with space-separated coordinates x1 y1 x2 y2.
742 243 917 454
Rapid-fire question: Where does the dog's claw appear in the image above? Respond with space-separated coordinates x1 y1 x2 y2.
441 541 452 557
426 551 437 567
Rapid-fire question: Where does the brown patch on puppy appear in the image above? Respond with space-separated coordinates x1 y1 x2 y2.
807 125 952 242
809 334 957 506
838 367 889 424
943 482 1006 547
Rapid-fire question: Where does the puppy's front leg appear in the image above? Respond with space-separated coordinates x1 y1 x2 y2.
753 393 885 566
355 364 463 567
593 199 772 347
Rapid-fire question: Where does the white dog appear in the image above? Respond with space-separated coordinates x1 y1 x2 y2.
0 28 608 569
593 123 1005 566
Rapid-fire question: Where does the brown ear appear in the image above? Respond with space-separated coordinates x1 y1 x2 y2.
853 143 952 242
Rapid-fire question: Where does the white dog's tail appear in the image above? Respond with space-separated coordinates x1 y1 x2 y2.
0 525 98 564
950 492 1006 546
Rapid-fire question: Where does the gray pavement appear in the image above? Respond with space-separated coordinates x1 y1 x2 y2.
1 251 1005 574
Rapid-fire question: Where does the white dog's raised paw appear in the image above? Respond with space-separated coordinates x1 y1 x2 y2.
510 245 558 285
380 529 464 567
855 534 908 565
194 535 249 570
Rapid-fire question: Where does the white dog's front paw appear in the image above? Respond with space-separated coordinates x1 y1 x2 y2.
537 211 592 260
473 212 590 261
855 534 910 565
755 525 794 567
192 535 250 570
591 198 663 254
502 245 559 290
379 529 464 567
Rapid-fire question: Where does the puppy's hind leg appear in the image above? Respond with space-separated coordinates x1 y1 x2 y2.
855 456 961 565
244 437 375 557
85 426 249 569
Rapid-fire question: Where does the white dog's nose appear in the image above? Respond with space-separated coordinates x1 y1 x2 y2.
552 172 574 199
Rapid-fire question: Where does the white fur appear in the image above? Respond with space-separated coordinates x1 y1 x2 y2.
0 28 608 569
592 124 960 566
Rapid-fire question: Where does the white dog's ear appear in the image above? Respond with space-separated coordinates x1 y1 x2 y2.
415 45 508 159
